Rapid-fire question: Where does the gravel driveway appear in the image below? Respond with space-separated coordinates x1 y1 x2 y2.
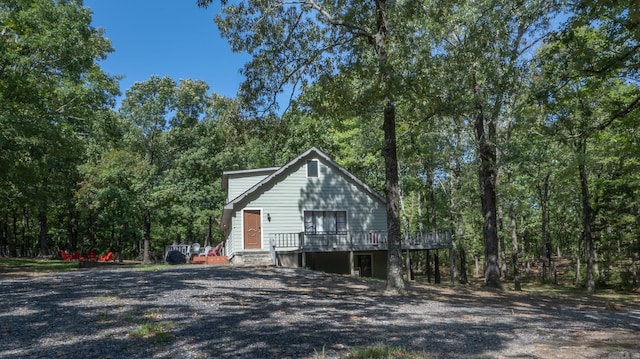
0 265 638 358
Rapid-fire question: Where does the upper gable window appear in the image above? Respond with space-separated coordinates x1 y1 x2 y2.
307 160 318 177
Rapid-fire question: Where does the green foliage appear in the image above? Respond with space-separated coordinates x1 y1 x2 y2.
347 344 431 359
0 258 78 272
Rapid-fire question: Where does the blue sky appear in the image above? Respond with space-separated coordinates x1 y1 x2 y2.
84 1 248 105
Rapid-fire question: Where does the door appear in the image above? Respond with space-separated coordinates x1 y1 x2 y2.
356 254 372 277
243 210 262 249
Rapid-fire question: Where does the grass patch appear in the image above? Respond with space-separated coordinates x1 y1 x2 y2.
518 282 640 306
134 264 169 272
346 344 431 359
0 258 78 272
95 311 108 322
128 322 174 344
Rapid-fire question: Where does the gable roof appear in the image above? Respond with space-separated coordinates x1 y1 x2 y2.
220 147 386 228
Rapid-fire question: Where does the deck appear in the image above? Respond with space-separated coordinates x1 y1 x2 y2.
270 230 453 253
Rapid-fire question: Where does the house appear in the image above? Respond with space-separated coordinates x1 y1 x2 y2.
220 147 452 279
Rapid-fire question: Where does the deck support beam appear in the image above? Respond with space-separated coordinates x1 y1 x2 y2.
406 249 413 281
349 251 354 275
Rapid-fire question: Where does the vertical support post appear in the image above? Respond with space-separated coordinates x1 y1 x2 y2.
450 247 455 285
302 252 306 268
406 249 413 281
350 250 355 276
434 249 441 283
426 249 432 283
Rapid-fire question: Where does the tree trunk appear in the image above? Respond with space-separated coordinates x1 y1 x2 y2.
10 208 18 257
473 75 501 289
540 172 552 281
577 141 595 294
143 208 151 264
375 0 404 295
511 209 521 291
38 208 48 256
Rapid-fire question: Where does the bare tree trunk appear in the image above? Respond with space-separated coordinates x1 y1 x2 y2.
540 172 552 281
143 208 151 264
400 188 412 280
38 208 48 256
376 0 405 294
511 209 521 291
473 74 501 289
577 141 595 294
10 208 18 257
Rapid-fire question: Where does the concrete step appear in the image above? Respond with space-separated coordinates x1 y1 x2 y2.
233 251 273 266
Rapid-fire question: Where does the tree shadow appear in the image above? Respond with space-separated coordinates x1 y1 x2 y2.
0 266 638 358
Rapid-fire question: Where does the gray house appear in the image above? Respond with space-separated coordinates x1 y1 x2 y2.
220 147 392 277
220 147 452 279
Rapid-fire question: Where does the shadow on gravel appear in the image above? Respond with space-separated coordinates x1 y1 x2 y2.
0 266 638 359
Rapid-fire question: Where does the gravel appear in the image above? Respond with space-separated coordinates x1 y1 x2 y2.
0 265 638 359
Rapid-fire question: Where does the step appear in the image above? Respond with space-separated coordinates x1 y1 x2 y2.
233 251 273 266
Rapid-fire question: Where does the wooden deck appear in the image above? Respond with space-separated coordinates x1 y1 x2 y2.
164 244 228 264
270 230 453 253
190 255 229 265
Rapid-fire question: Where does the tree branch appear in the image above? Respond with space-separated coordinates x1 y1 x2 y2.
303 0 374 40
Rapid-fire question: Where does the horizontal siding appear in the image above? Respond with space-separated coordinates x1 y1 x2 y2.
227 174 269 202
226 155 387 252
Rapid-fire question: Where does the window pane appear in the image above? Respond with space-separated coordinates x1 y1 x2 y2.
325 212 336 233
304 211 315 233
307 160 318 177
315 211 324 232
336 211 347 232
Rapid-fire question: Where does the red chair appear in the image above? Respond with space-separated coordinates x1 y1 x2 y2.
60 250 73 261
208 243 223 256
72 251 85 261
88 250 97 261
99 251 113 262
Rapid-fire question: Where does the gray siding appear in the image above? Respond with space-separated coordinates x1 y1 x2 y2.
226 154 387 253
226 174 270 202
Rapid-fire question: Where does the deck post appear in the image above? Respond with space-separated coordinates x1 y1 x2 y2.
434 249 441 283
406 249 413 281
302 251 306 268
449 247 455 285
426 249 432 283
349 250 354 275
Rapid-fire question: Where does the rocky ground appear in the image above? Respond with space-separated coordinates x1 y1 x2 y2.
0 265 638 358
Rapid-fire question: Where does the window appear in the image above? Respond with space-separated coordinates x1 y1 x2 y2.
304 211 347 234
307 160 318 177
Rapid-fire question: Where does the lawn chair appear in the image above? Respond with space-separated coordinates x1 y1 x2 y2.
60 250 73 261
88 250 97 261
99 251 113 262
209 242 223 256
72 251 85 261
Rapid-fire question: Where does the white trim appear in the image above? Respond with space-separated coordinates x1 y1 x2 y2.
241 208 263 250
301 209 349 233
306 159 319 178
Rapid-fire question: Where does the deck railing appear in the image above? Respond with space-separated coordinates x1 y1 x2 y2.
270 229 451 252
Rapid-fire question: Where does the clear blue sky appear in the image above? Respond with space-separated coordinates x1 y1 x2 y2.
84 1 248 105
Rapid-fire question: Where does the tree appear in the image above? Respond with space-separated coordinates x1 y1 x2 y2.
535 24 640 292
120 76 176 263
197 0 427 293
0 0 118 255
422 0 567 288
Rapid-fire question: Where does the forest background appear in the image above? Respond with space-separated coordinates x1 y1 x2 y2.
1 0 638 293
